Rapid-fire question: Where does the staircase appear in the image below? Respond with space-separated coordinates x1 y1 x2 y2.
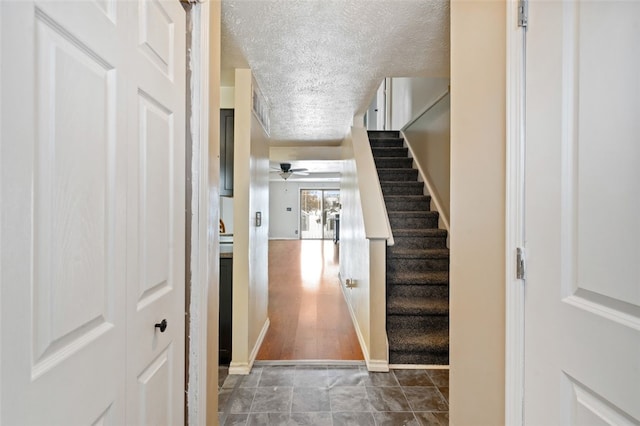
369 130 449 365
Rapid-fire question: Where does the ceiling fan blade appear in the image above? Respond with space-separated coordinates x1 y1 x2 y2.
289 168 308 172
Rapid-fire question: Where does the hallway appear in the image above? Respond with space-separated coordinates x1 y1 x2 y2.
256 240 363 360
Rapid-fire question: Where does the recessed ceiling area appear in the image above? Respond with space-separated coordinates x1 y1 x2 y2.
221 0 450 146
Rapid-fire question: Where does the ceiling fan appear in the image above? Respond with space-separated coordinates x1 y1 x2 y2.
271 163 309 180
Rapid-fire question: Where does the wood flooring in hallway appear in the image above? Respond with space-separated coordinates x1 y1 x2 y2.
256 240 364 361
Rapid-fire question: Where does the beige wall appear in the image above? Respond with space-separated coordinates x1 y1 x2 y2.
339 129 389 371
230 69 269 374
390 77 450 130
449 1 506 425
339 136 371 354
404 93 451 225
206 0 221 420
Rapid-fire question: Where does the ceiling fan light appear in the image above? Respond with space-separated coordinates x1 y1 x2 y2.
279 171 292 180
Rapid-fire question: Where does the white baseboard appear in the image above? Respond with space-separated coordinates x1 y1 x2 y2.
228 318 270 375
228 362 250 375
367 359 390 372
338 276 390 373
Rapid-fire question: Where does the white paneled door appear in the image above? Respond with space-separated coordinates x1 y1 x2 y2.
524 1 640 424
0 1 185 424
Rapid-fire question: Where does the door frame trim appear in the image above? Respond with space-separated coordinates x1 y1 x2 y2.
185 1 216 425
505 0 526 424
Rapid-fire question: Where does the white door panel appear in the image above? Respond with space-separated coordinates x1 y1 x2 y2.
1 1 186 424
524 1 640 424
1 1 127 424
126 0 185 424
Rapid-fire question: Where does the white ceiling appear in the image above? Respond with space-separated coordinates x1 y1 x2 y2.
221 0 450 146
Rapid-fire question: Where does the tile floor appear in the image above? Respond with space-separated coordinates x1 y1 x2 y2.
218 363 449 425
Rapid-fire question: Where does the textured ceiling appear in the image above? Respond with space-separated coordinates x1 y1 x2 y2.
221 0 450 145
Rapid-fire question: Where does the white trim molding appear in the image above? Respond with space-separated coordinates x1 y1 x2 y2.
185 1 212 425
338 273 390 373
228 318 270 375
505 0 526 424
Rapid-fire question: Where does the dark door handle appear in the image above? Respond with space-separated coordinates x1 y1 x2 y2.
155 319 167 333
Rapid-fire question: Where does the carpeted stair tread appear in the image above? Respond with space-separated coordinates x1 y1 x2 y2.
388 247 449 259
372 147 409 157
387 211 437 218
384 195 430 202
387 211 440 229
388 327 449 354
387 297 449 316
368 130 400 139
388 271 449 285
393 228 448 238
376 169 419 181
374 157 414 168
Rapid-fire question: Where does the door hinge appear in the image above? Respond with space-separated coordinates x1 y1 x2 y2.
516 247 526 280
518 0 528 28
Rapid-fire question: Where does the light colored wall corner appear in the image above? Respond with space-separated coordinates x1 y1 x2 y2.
449 0 507 425
231 69 269 374
367 239 389 372
230 318 269 375
231 69 251 370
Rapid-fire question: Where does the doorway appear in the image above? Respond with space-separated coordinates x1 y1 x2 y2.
300 189 340 240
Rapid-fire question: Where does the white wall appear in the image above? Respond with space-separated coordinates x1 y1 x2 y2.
339 142 372 360
404 93 451 225
206 1 221 418
339 128 389 371
269 181 339 239
230 69 270 374
220 86 234 109
450 1 506 424
220 196 234 234
390 77 449 130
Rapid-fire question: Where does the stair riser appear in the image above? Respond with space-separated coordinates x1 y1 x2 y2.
385 199 430 211
390 352 449 365
387 315 448 331
374 158 413 169
381 184 424 196
387 257 449 273
393 236 447 249
388 284 448 300
372 148 408 158
377 169 418 181
368 131 400 139
389 215 438 229
369 139 404 148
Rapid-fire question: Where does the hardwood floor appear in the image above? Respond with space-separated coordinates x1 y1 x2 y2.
256 240 364 360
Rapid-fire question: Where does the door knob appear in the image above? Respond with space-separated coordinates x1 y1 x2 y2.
154 319 168 333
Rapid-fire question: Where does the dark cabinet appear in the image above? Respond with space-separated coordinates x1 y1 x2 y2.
220 109 234 196
219 257 233 365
